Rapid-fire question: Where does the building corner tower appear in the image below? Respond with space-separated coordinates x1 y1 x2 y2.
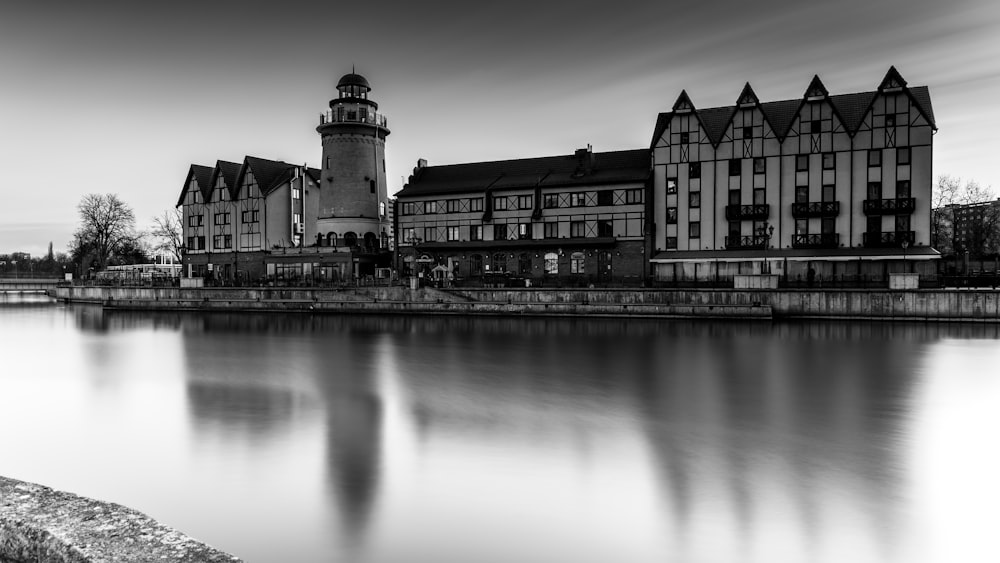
316 71 391 253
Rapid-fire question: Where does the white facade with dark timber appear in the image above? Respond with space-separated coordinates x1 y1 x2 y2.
650 67 939 285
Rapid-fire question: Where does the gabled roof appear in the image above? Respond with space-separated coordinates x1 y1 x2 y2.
396 148 650 198
238 156 299 197
206 160 241 202
651 67 936 146
176 164 214 207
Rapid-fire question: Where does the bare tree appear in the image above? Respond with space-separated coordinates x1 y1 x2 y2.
151 208 183 263
72 193 139 272
933 175 1000 257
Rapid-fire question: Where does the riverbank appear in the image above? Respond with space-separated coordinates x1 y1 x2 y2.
0 476 239 562
52 285 1000 321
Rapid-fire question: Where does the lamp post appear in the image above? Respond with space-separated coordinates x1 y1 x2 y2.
408 235 423 290
902 239 909 274
758 222 774 274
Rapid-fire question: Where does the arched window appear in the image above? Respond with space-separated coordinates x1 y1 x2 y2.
544 252 559 275
491 253 506 273
518 253 532 275
326 232 338 247
471 254 483 275
571 252 585 274
363 232 378 251
343 232 358 247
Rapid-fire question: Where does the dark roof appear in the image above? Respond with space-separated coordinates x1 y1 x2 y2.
240 156 299 197
396 149 650 197
650 69 936 148
204 160 240 203
337 73 371 90
176 164 214 207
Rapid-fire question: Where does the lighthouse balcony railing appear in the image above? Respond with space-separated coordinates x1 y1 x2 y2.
319 110 388 128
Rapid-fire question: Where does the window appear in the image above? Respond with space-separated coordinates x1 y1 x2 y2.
544 222 558 238
898 147 911 165
186 236 205 251
447 226 460 241
447 199 460 213
326 156 331 169
214 212 231 225
401 202 416 215
490 253 506 273
213 234 232 249
293 213 301 226
689 192 700 208
570 252 585 274
518 195 532 209
795 219 808 236
867 216 881 233
753 188 765 205
729 158 741 176
666 178 678 194
471 254 483 275
743 126 753 139
666 237 677 249
517 223 532 240
493 224 507 240
680 132 689 144
380 202 386 217
625 189 643 204
470 198 484 212
597 220 613 237
403 228 416 243
822 217 835 234
470 225 483 241
188 214 203 227
666 207 677 224
571 193 587 207
796 155 808 172
570 221 586 238
369 180 376 194
688 162 701 179
895 214 910 232
689 221 701 238
241 210 259 223
822 184 835 202
424 227 436 242
753 158 765 175
293 187 301 199
795 185 809 204
868 150 881 167
425 201 438 214
810 120 821 134
885 114 896 128
493 196 508 210
897 180 911 198
597 190 613 206
729 190 741 205
822 153 834 170
544 252 558 275
518 253 532 275
867 182 882 199
543 194 559 208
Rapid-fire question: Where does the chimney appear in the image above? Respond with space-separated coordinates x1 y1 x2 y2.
573 145 594 177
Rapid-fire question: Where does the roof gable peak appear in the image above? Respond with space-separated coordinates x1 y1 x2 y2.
804 75 828 100
737 82 759 107
672 90 695 113
878 65 908 92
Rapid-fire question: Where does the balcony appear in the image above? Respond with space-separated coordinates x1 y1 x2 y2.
791 233 840 249
725 204 770 221
791 201 840 218
725 234 768 250
863 198 915 215
863 230 915 248
319 109 388 128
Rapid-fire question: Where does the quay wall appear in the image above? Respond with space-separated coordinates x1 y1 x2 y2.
54 286 1000 321
0 476 239 562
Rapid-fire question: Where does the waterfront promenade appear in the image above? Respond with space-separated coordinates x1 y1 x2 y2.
54 284 1000 322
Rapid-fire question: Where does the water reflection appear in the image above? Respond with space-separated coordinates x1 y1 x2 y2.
4 299 1000 562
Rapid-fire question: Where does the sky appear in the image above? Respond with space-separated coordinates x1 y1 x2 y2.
2 0 999 256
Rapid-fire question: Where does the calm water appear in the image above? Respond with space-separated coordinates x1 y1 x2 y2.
2 294 1000 562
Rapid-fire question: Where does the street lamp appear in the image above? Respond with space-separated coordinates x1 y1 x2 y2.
902 239 909 274
758 222 774 274
408 235 423 289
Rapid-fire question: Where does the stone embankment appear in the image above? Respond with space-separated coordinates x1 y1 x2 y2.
53 285 1000 321
0 476 240 562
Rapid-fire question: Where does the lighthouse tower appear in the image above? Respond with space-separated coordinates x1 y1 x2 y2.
316 71 390 251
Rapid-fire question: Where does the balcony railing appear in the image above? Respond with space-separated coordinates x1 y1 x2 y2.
725 234 768 250
791 201 840 218
791 233 840 248
725 204 770 221
863 198 915 215
863 230 915 248
319 109 389 128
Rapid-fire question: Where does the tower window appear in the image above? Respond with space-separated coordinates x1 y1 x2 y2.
370 180 376 194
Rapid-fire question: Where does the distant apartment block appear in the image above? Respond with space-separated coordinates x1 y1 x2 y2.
649 67 938 283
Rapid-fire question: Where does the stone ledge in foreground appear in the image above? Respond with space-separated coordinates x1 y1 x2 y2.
0 476 241 562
